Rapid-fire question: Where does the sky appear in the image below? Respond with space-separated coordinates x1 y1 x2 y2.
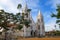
0 0 60 31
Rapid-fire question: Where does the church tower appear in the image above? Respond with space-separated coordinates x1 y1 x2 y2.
22 3 30 20
22 3 28 13
36 10 45 37
22 3 31 37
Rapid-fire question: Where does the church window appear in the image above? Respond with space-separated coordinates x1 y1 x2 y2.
31 26 33 29
41 18 43 22
22 13 24 16
38 25 40 29
26 14 28 18
25 13 28 18
38 19 40 22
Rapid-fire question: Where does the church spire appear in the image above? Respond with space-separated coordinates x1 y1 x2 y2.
36 10 45 37
38 10 41 16
24 3 28 11
22 3 28 13
37 10 42 19
24 3 28 9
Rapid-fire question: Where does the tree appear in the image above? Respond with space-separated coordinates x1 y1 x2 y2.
0 10 10 30
0 9 23 40
51 5 60 28
0 10 15 40
0 3 31 39
24 19 31 28
17 4 31 28
17 4 22 13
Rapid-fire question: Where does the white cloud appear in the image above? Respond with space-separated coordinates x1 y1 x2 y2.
0 0 40 13
51 0 60 9
45 19 56 31
45 0 60 9
0 0 39 21
43 11 51 17
0 0 18 13
44 0 60 31
0 6 3 9
0 0 8 4
0 0 39 14
43 11 57 31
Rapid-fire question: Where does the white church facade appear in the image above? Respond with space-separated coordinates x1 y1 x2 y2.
19 4 45 37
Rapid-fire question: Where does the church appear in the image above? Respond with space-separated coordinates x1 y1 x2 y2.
19 3 45 37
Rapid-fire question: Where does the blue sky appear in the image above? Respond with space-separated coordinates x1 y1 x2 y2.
0 0 60 31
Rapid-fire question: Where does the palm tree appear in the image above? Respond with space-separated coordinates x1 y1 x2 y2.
17 4 22 13
51 5 60 28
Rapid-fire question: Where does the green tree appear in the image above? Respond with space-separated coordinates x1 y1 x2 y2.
0 4 31 30
51 5 60 28
17 4 22 13
16 4 31 29
0 10 10 30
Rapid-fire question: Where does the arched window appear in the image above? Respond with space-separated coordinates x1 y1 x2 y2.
38 19 40 22
38 25 40 29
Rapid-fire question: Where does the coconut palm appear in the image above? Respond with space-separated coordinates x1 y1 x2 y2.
17 4 22 13
51 5 60 28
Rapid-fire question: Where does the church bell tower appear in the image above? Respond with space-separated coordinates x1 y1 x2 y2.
37 10 45 37
22 3 31 37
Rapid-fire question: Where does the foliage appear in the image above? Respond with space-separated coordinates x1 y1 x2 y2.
0 10 10 30
27 9 31 12
17 4 22 9
0 3 31 31
51 5 60 25
16 25 23 30
17 4 22 13
54 30 60 36
0 10 21 30
24 19 30 28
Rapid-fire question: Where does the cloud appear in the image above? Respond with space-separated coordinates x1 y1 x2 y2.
0 0 40 14
26 0 40 8
45 19 56 31
51 0 60 9
43 0 60 31
0 0 40 22
43 11 57 31
45 0 60 9
0 6 3 9
0 0 18 13
0 0 8 4
45 20 60 31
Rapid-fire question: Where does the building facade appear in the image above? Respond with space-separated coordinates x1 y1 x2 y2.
19 4 45 37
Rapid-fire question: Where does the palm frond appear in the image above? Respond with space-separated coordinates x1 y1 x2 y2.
56 20 60 23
